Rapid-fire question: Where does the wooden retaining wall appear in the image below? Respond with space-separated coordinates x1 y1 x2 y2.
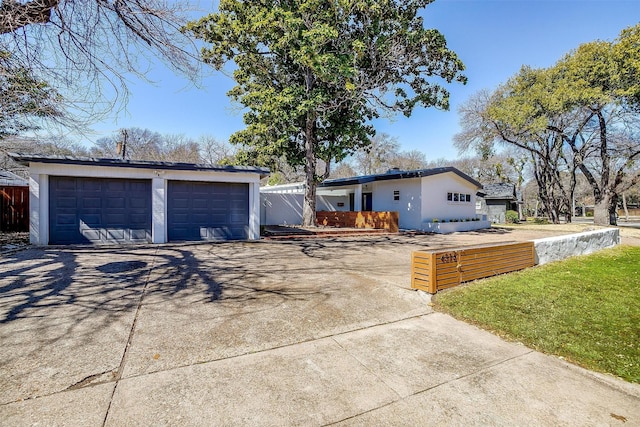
1 186 29 232
317 211 399 232
411 241 535 294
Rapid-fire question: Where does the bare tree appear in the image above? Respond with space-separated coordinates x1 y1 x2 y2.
330 162 357 179
1 134 89 175
90 127 202 162
0 0 201 123
198 135 236 165
352 133 401 175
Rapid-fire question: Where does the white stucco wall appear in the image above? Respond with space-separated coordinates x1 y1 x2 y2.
27 162 263 244
533 228 620 265
421 173 479 222
260 193 349 225
371 178 422 229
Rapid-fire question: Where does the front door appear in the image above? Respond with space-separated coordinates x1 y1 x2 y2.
362 192 373 211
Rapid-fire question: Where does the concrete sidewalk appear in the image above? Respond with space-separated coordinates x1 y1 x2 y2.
1 232 639 426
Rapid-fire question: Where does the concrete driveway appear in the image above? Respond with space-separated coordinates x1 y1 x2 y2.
1 230 639 426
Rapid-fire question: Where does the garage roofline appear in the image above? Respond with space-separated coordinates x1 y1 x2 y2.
9 153 270 179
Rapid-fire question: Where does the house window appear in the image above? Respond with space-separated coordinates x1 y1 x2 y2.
448 192 472 203
393 190 400 201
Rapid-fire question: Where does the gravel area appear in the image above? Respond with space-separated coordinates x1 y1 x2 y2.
0 232 29 254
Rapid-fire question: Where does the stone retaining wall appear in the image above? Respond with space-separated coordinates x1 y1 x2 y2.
533 228 620 265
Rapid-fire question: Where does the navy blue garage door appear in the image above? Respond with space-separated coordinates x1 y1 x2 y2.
49 176 152 244
167 181 249 241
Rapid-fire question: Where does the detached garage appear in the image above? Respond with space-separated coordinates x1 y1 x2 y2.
10 154 269 245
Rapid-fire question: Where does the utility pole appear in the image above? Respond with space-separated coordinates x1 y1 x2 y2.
116 129 128 160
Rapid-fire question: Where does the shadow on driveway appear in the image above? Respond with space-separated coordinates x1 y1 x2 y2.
0 238 428 404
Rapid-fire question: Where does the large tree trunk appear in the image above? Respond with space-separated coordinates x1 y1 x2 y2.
302 116 317 227
593 191 617 226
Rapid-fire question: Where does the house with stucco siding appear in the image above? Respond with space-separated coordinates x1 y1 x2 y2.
261 167 491 233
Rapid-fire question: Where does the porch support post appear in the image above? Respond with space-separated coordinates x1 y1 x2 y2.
354 184 363 212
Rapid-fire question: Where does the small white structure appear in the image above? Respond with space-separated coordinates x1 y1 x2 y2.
0 170 28 186
261 167 491 233
11 153 268 245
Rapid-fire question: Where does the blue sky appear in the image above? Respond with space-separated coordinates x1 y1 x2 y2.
86 0 640 161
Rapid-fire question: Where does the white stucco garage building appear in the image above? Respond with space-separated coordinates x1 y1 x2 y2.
11 154 269 245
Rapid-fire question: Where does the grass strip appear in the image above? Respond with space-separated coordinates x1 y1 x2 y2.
434 245 640 383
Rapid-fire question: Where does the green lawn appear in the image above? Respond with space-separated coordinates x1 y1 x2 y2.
433 245 640 383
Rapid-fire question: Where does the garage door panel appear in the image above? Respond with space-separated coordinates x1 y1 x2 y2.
172 199 189 209
54 178 76 190
105 213 126 225
129 214 148 225
191 213 210 223
230 213 248 223
81 180 102 191
55 214 76 226
57 197 76 208
168 181 249 242
107 197 126 208
82 197 101 209
106 181 126 191
130 229 149 240
49 177 151 244
82 214 102 226
105 229 126 240
193 199 209 209
130 198 147 209
81 229 101 241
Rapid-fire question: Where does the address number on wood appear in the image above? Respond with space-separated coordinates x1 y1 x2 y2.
439 252 458 264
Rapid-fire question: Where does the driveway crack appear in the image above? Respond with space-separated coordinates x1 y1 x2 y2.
65 370 117 391
101 247 159 427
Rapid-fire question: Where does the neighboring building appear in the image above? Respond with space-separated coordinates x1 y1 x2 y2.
261 167 491 233
476 183 518 223
10 153 269 245
0 170 28 186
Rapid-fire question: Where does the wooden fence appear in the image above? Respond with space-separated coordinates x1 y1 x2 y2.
412 241 535 294
1 186 29 232
618 208 640 217
317 211 399 232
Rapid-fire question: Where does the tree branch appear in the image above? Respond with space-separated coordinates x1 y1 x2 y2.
0 0 60 34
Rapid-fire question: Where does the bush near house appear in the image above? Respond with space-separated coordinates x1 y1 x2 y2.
505 210 519 224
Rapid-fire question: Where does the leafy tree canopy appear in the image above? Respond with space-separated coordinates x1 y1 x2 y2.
455 23 640 225
185 0 465 225
0 56 66 138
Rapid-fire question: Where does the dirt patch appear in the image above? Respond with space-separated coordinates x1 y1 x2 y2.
0 232 30 253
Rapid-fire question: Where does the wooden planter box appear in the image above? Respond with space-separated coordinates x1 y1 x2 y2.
317 211 399 232
411 241 535 294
